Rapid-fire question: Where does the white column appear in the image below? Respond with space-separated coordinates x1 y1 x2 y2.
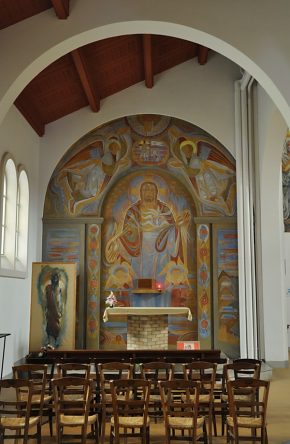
236 73 289 365
235 72 258 358
256 87 288 366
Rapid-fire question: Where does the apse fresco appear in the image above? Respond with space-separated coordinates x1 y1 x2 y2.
43 114 238 353
100 171 196 349
45 115 236 219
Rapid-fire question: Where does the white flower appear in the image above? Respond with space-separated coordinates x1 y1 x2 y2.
105 291 117 306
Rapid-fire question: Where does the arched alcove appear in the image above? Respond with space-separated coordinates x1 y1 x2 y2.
42 114 239 356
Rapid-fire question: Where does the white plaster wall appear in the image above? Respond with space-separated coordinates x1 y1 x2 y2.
0 107 40 377
256 85 288 365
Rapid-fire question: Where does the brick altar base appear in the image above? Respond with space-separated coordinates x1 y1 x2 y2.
127 314 168 350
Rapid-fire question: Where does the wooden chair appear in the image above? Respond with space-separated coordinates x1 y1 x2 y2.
52 376 98 444
98 362 133 444
232 359 262 378
56 362 97 438
183 361 216 443
56 362 91 379
226 378 270 443
0 378 43 444
159 379 207 444
212 361 225 436
109 378 150 444
214 362 261 437
12 363 53 436
140 361 175 422
56 363 94 409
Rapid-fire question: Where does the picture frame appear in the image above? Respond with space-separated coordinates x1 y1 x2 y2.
29 262 77 352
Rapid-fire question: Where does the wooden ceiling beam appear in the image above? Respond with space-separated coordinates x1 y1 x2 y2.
143 34 154 88
71 49 100 112
15 96 45 137
51 0 70 19
198 45 209 65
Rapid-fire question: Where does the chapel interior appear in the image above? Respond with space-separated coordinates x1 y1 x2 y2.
1 1 290 443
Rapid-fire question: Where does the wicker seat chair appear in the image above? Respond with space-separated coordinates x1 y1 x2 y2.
214 362 261 437
12 363 53 436
183 361 216 443
140 361 175 422
52 376 98 444
159 379 207 444
226 378 270 443
0 378 43 444
98 361 133 444
109 378 150 444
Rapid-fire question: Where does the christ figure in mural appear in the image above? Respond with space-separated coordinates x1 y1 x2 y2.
105 181 191 288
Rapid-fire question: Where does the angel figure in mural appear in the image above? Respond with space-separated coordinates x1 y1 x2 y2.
159 258 190 289
169 138 236 216
56 134 130 214
105 181 191 287
104 260 135 290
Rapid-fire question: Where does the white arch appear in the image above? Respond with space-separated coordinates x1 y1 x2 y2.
1 0 290 129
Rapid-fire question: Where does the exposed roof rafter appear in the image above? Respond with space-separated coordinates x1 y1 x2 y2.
51 0 69 19
198 45 209 65
143 34 154 88
71 48 100 112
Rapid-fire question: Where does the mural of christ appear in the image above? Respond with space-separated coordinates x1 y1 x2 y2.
105 180 191 295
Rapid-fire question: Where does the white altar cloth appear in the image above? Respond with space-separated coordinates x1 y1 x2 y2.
103 306 192 322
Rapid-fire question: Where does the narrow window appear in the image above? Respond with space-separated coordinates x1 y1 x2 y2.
1 172 7 256
0 155 29 276
15 169 29 270
0 157 17 270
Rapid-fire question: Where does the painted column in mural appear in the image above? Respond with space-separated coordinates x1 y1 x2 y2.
86 222 102 348
196 224 211 348
213 225 239 356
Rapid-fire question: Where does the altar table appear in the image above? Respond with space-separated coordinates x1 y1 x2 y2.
103 307 192 350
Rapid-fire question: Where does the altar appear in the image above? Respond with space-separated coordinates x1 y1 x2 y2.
103 307 192 350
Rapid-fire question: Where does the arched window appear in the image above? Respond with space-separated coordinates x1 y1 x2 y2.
1 171 7 256
15 169 29 271
0 154 29 277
